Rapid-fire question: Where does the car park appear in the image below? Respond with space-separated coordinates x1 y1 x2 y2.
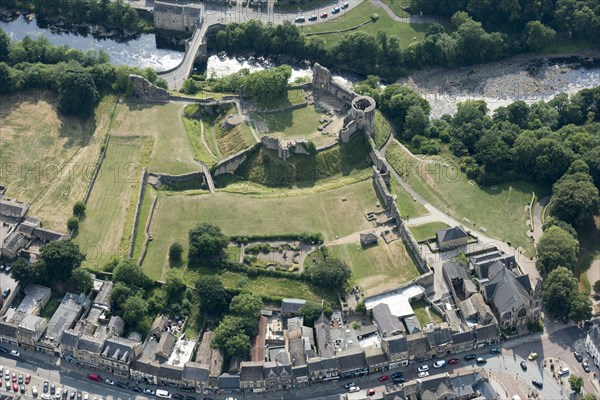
476 357 487 365
433 360 446 368
574 351 583 362
448 358 460 365
418 371 430 378
520 361 527 371
417 365 429 372
532 379 543 389
528 352 538 360
308 15 317 21
490 348 501 354
464 354 476 360
349 386 360 393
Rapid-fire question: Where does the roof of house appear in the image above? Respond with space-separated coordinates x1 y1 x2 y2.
426 327 452 347
46 293 85 340
292 364 308 377
2 232 28 254
150 315 168 337
0 199 29 220
102 336 143 362
94 280 113 307
407 332 429 355
156 331 177 361
108 316 125 336
264 361 292 377
383 334 408 354
159 364 184 381
451 330 474 345
240 361 265 382
183 362 209 383
60 329 80 348
355 324 378 338
314 313 333 358
0 320 17 338
17 313 47 333
281 299 306 315
31 227 65 242
153 1 202 17
16 284 51 315
364 346 386 365
372 303 405 337
473 323 500 342
436 225 468 243
336 348 366 372
484 267 532 320
403 315 421 334
359 232 378 246
218 373 240 390
459 293 496 325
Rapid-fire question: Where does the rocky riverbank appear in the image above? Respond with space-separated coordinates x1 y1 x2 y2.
397 48 600 118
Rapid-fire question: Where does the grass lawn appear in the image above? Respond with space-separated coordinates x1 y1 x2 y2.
409 221 449 242
374 110 392 150
0 91 113 230
380 0 409 17
411 298 443 325
389 179 428 219
251 104 335 147
141 178 379 280
111 102 198 175
385 139 548 249
132 186 157 260
333 240 420 296
76 136 144 270
301 1 429 48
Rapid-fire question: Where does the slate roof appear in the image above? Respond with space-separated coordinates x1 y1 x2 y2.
314 313 333 358
426 327 452 347
292 364 308 378
451 330 474 345
442 260 478 299
407 332 428 355
364 346 386 366
183 362 209 383
473 323 500 342
359 232 378 246
355 324 378 338
156 331 177 361
108 316 125 336
159 364 183 381
459 293 496 325
2 232 28 254
0 320 17 338
46 293 84 340
60 329 79 348
154 1 202 17
372 303 405 337
0 199 29 220
383 334 408 355
403 315 421 334
240 361 265 382
32 227 65 242
78 334 105 354
264 361 292 377
94 281 113 307
102 336 142 362
218 373 240 390
281 299 306 315
436 225 467 243
336 348 367 372
484 267 532 320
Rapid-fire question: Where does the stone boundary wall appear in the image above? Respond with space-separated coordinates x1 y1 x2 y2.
128 167 148 258
84 133 111 204
315 140 340 152
211 144 258 176
253 102 307 114
288 82 312 91
137 195 158 266
148 170 206 189
367 137 386 171
305 19 372 36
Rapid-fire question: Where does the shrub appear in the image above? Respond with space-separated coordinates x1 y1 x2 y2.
67 217 79 231
169 242 183 262
72 201 86 217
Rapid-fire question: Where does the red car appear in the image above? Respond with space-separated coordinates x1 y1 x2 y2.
25 375 31 384
448 358 460 365
11 373 16 383
12 383 18 392
378 375 389 382
367 388 376 396
320 12 328 18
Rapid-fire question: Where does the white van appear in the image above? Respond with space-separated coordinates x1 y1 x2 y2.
155 390 171 399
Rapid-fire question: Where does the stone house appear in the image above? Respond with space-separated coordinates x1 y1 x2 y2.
306 357 339 382
425 326 453 358
337 348 367 378
372 303 406 337
364 346 387 373
407 332 429 362
281 299 306 317
442 261 478 302
585 325 600 367
239 361 265 392
263 361 292 391
451 331 475 354
436 226 468 251
359 232 378 247
291 364 309 388
100 336 143 378
153 2 202 33
381 335 408 368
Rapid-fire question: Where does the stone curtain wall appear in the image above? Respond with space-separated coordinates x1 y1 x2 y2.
137 196 158 265
128 167 148 258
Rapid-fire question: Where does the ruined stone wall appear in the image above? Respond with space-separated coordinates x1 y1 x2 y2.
211 145 257 176
129 75 169 102
128 168 148 258
149 171 206 189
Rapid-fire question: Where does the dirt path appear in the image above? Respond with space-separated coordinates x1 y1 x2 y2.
200 119 217 160
532 195 550 244
328 224 395 246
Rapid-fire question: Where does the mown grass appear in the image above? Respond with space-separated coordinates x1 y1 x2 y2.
301 1 429 48
132 186 156 260
411 298 443 325
389 178 428 219
385 139 547 249
332 240 420 296
409 221 449 242
0 92 113 230
237 135 370 187
374 110 392 149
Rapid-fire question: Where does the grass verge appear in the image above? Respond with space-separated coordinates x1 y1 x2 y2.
409 221 449 242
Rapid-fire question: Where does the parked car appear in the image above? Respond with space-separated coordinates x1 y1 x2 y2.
341 2 349 8
344 382 356 389
490 348 501 354
391 372 403 379
4 370 9 380
574 351 583 362
20 385 26 394
70 390 76 399
104 379 114 386
173 394 184 400
18 375 23 384
185 396 196 400
417 365 429 372
418 371 430 378
116 382 128 389
367 388 376 396
308 15 317 21
392 376 405 384
528 352 538 360
132 386 143 393
88 374 102 382
25 374 31 384
43 382 48 393
476 357 487 365
0 347 7 353
50 384 55 395
532 379 543 389
32 386 38 397
464 354 476 361
520 361 527 371
378 375 389 382
42 395 52 400
144 388 156 395
294 16 305 23
331 6 340 13
349 386 360 393
12 373 16 383
320 12 328 18
13 383 19 392
77 391 82 400
433 360 446 368
4 266 10 274
448 358 460 365
558 367 570 376
5 382 11 391
2 288 10 298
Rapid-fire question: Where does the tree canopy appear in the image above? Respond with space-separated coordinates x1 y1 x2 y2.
58 67 99 117
305 257 351 290
40 240 85 282
71 268 93 293
552 168 600 226
112 258 152 290
212 315 251 358
569 375 584 394
542 266 578 316
297 302 324 327
188 223 229 260
536 226 579 274
196 276 228 315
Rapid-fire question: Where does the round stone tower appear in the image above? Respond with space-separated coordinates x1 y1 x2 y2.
351 96 376 137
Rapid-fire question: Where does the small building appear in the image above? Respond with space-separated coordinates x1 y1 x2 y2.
372 303 405 337
381 335 408 368
153 2 203 33
585 325 600 368
359 232 378 247
281 299 306 317
239 361 265 392
364 346 387 373
306 357 339 383
0 198 29 224
263 361 292 392
436 226 468 251
100 336 143 378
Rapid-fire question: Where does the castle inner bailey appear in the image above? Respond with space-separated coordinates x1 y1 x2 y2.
260 136 311 161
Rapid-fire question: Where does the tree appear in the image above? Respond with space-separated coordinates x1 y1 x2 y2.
536 226 579 274
111 282 136 312
57 67 99 117
594 280 600 298
524 21 556 51
188 223 229 260
40 240 85 282
10 258 46 287
306 258 351 290
582 394 597 400
568 291 593 323
212 315 251 358
0 28 9 62
569 375 584 394
122 295 149 327
196 276 228 314
542 267 578 316
164 271 186 302
112 258 152 290
71 268 92 293
404 105 429 139
67 216 79 231
298 302 324 327
552 170 600 226
229 293 262 319
72 201 86 217
169 242 183 263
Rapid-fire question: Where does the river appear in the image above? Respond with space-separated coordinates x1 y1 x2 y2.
2 15 600 117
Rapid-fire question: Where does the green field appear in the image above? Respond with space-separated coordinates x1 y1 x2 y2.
301 1 429 48
409 222 449 242
111 102 198 175
76 136 144 269
252 105 335 147
389 179 428 219
0 92 113 230
333 240 420 296
385 139 546 249
140 178 379 280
